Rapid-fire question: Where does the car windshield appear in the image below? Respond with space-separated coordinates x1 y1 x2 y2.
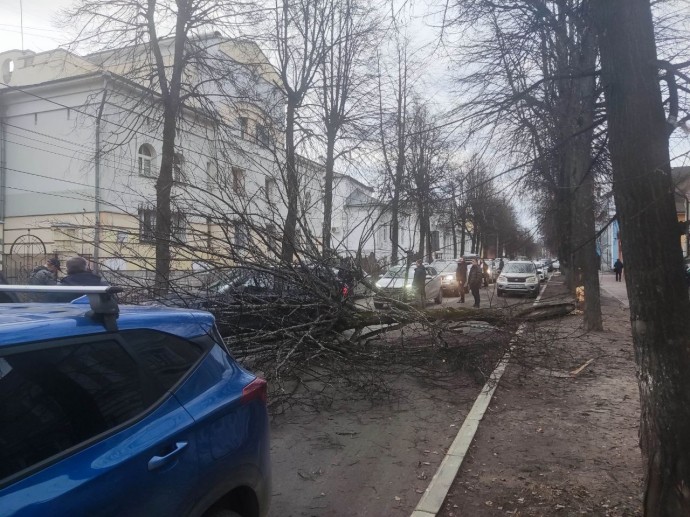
438 262 457 273
382 266 414 279
503 263 535 274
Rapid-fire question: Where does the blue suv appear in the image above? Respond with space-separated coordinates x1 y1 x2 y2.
0 286 270 517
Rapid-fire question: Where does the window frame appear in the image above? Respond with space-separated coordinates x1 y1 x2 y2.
137 144 156 178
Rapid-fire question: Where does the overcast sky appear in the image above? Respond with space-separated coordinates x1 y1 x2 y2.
1 0 75 52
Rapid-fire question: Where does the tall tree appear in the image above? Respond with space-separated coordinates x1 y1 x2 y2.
317 0 377 255
595 0 690 513
65 0 244 295
272 0 330 264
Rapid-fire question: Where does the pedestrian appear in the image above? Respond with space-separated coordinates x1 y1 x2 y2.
455 257 467 303
468 258 483 308
613 258 624 282
498 258 504 271
412 259 427 307
60 256 108 287
481 259 489 287
52 256 108 302
29 257 60 286
28 257 60 302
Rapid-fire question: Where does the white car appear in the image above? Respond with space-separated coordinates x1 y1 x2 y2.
374 264 443 308
496 261 541 298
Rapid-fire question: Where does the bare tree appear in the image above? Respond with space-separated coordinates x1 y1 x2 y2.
63 0 254 295
270 0 331 264
595 0 690 513
317 0 379 254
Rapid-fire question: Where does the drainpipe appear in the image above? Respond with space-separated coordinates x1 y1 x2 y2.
94 73 110 271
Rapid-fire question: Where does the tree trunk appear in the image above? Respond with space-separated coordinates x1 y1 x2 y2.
281 101 299 264
322 131 336 255
460 214 466 256
566 13 602 331
596 0 690 513
153 107 176 297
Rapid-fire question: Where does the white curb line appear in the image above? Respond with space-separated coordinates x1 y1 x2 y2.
411 281 548 516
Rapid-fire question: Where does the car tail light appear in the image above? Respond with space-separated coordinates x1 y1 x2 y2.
242 377 267 404
342 285 349 296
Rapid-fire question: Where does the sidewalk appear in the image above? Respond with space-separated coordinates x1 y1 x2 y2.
435 274 642 516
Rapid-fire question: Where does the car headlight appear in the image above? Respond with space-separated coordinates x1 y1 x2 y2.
526 276 538 284
405 283 415 290
445 274 454 281
498 275 507 283
375 282 383 288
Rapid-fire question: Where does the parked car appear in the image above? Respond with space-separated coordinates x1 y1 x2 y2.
432 260 461 296
0 285 271 517
551 259 560 270
149 266 342 334
373 264 443 308
496 261 541 298
535 263 547 282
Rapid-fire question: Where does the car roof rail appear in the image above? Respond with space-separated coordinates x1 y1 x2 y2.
0 285 124 331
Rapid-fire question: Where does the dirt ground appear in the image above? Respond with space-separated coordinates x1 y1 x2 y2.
268 321 509 516
439 275 642 516
266 275 643 516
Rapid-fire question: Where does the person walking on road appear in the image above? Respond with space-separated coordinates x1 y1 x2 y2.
456 258 467 303
468 258 483 308
613 258 624 282
412 259 427 307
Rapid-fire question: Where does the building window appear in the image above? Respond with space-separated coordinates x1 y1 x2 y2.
171 212 186 242
233 221 248 248
138 144 155 177
173 153 185 182
256 123 269 147
139 207 185 243
232 167 245 195
265 177 276 205
206 160 217 189
138 207 156 243
239 117 249 139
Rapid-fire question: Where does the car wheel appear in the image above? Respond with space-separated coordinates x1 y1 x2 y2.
374 302 384 309
434 289 443 304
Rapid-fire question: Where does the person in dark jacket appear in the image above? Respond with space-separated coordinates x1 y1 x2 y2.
61 256 107 287
53 256 108 302
468 258 483 308
455 258 467 303
613 258 624 282
412 259 427 307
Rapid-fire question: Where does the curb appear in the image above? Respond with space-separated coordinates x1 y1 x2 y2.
411 280 548 516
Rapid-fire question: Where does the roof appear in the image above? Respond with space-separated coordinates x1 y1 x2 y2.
0 303 215 347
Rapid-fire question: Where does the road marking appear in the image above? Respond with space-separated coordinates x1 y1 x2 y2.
411 279 548 516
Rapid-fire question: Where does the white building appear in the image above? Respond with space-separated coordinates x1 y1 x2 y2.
0 36 285 280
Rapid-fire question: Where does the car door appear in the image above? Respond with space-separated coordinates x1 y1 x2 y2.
0 332 208 517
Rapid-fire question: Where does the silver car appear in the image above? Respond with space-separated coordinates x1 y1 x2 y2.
432 260 461 296
496 261 541 298
374 264 443 308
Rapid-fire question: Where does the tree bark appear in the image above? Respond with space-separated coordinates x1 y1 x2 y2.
281 100 299 264
596 0 690 513
322 132 335 254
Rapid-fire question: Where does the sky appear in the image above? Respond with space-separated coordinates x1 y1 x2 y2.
0 0 75 52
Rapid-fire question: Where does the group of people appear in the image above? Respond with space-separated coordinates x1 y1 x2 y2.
28 256 108 301
410 256 490 309
455 257 485 308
